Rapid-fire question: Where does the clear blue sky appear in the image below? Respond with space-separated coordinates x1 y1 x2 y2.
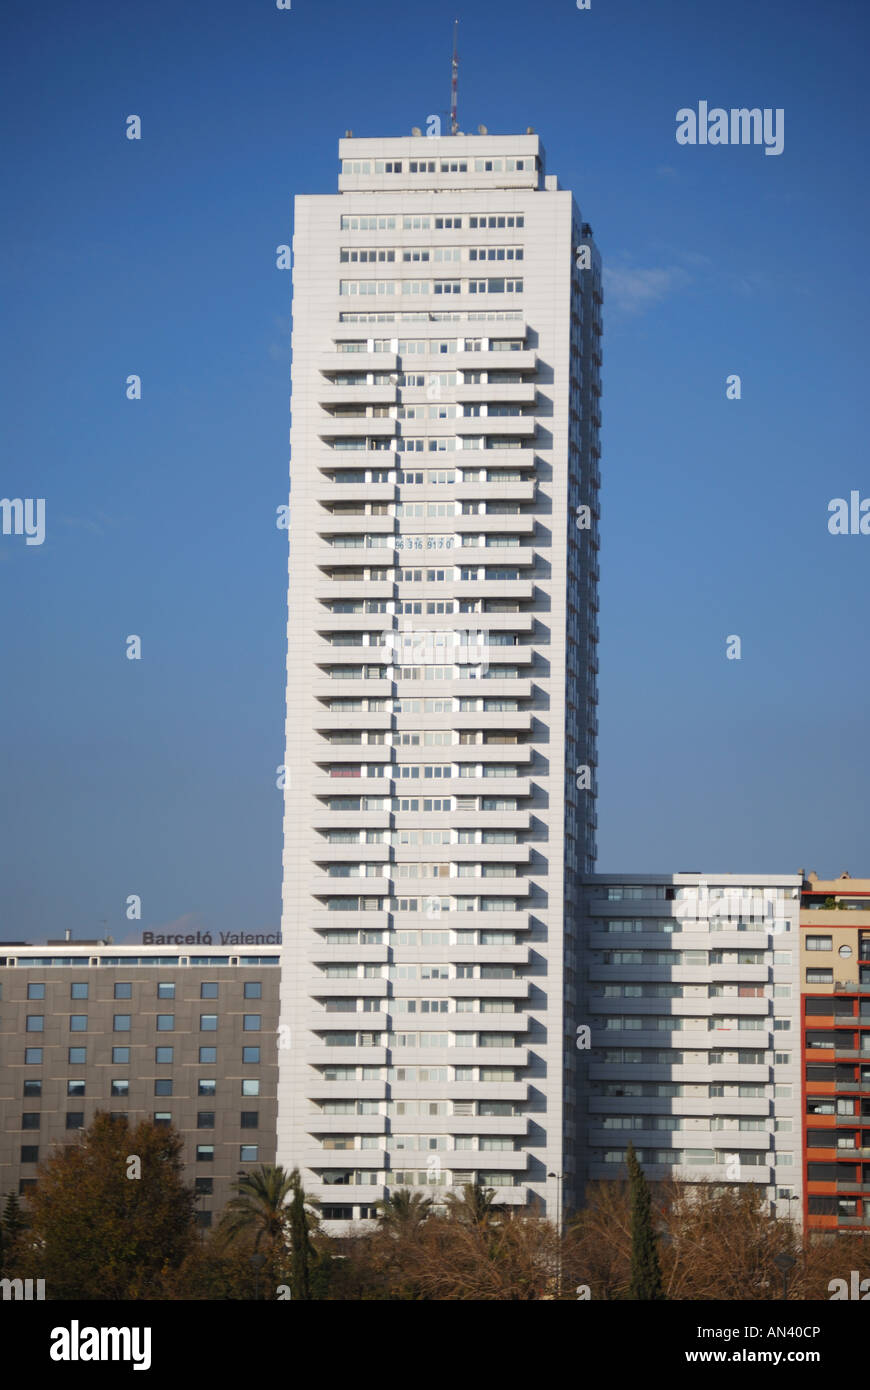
1 0 867 944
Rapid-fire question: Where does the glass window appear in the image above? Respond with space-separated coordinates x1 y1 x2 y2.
243 1047 260 1063
244 981 262 999
157 982 175 999
201 982 218 999
66 1112 84 1129
155 1046 173 1063
240 1145 259 1162
195 1177 213 1194
23 1080 42 1097
243 1015 261 1032
114 1015 131 1031
112 1047 130 1063
24 1048 42 1064
156 1015 174 1031
199 1046 217 1063
240 1111 259 1128
198 1078 217 1096
69 1015 88 1031
153 1112 172 1127
242 1079 260 1096
71 982 88 1000
26 1016 44 1032
114 982 132 999
27 983 45 1000
67 1079 85 1096
154 1079 172 1096
200 1015 218 1031
111 1080 129 1096
21 1113 40 1130
196 1145 214 1162
68 1047 86 1064
197 1112 215 1128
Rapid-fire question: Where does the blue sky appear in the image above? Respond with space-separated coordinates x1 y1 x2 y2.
1 0 867 944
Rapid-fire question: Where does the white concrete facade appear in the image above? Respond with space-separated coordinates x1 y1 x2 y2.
579 873 803 1223
278 133 602 1224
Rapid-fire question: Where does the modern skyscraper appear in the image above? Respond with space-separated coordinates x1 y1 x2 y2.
278 132 602 1225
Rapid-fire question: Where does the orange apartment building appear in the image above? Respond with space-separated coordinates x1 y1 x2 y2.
802 872 870 1233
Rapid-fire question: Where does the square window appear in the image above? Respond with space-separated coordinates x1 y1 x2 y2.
153 1112 171 1127
70 982 88 1000
197 1112 215 1128
21 1146 38 1163
154 1079 172 1096
200 1015 218 1031
243 1015 261 1032
242 1047 260 1064
244 982 262 999
196 1145 214 1162
240 1111 258 1128
21 1113 40 1130
111 1080 129 1097
26 1016 44 1032
67 1080 85 1097
195 1211 212 1229
19 1180 36 1195
114 1015 131 1032
198 1078 216 1096
112 1047 130 1064
114 982 132 999
199 1046 217 1063
27 983 45 1000
23 1080 42 1097
241 1079 260 1097
239 1145 258 1162
200 982 218 999
24 1048 43 1064
157 983 175 999
68 1047 86 1064
194 1177 213 1194
155 1047 174 1064
69 1015 88 1031
156 1015 174 1031
66 1112 84 1130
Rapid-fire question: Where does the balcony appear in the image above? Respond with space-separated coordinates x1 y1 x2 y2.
307 942 389 964
313 580 395 601
317 514 395 537
454 383 537 406
453 514 536 537
305 1080 388 1101
309 977 389 998
318 351 398 373
456 416 536 441
307 1115 387 1135
318 385 399 408
452 479 536 504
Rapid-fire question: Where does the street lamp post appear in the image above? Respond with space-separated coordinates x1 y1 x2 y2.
548 1170 563 1298
773 1252 796 1300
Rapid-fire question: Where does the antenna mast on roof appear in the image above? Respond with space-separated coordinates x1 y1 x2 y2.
450 19 459 135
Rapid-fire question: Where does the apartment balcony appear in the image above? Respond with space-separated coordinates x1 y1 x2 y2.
448 742 533 764
316 481 399 505
445 1116 529 1137
451 545 535 569
450 581 535 604
312 874 391 897
314 843 391 864
443 810 531 830
308 912 390 933
313 712 394 733
456 416 536 441
316 615 394 637
586 1063 773 1085
454 383 537 406
306 1046 388 1067
394 611 535 634
315 742 393 762
317 514 395 537
319 417 397 442
446 844 531 865
587 1097 770 1119
385 909 530 933
446 711 533 732
312 681 393 701
310 810 392 832
453 514 536 538
318 385 399 408
307 1115 387 1135
452 350 537 373
314 545 397 570
451 479 536 503
446 978 529 1000
305 1080 388 1101
392 1045 529 1068
313 580 395 602
308 1182 385 1203
309 977 389 998
319 352 398 373
313 1148 389 1169
439 1081 529 1102
307 942 390 964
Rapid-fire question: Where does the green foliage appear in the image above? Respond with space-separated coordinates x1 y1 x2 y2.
626 1143 665 1301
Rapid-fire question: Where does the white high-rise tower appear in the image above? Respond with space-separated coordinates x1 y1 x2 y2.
278 131 602 1226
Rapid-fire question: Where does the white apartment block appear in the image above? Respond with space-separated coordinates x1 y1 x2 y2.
278 133 602 1225
579 873 803 1222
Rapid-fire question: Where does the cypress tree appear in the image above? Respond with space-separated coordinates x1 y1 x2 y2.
626 1142 665 1300
288 1168 313 1301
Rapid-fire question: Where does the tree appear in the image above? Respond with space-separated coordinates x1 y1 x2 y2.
17 1112 197 1299
0 1192 29 1277
376 1188 433 1238
217 1165 295 1255
288 1168 316 1301
445 1183 503 1227
626 1143 665 1300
